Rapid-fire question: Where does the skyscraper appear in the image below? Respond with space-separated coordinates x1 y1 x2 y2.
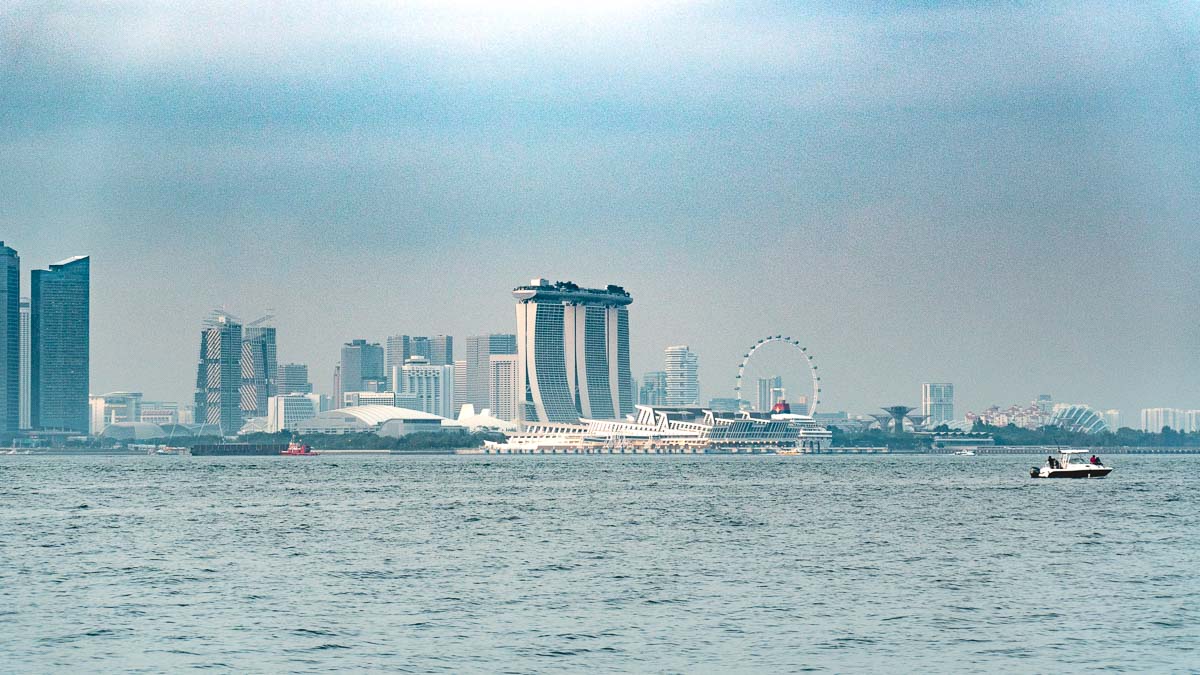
488 354 519 421
277 363 312 394
340 339 385 396
756 375 783 411
465 333 517 413
242 319 277 417
639 371 666 406
664 345 699 406
395 358 456 418
428 335 453 366
18 297 30 430
513 279 634 423
454 359 467 415
387 334 454 375
194 313 243 436
31 255 90 433
1101 409 1121 432
0 243 17 435
921 383 955 424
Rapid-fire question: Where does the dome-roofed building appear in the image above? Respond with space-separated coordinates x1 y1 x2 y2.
293 405 460 437
1050 404 1109 434
100 421 168 441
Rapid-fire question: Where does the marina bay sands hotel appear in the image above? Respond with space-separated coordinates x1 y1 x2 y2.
503 279 831 454
513 279 635 424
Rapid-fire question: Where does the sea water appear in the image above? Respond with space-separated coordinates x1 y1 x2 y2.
1 454 1196 672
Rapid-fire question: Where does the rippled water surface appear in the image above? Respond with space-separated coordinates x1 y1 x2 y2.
1 454 1196 672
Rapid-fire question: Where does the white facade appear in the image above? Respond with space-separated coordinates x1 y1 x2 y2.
140 401 180 426
513 279 634 424
664 345 699 406
344 390 420 409
90 391 143 434
488 404 833 454
293 404 458 437
453 360 467 416
266 393 322 432
921 383 954 425
1141 407 1200 432
393 361 456 418
488 354 519 422
1101 409 1121 432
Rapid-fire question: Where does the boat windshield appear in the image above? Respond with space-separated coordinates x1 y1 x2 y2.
1064 456 1091 465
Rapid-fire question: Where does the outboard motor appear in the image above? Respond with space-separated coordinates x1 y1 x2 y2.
1030 467 1040 478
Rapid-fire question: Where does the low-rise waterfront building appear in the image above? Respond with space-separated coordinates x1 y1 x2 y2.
266 393 322 432
293 404 460 437
486 404 832 454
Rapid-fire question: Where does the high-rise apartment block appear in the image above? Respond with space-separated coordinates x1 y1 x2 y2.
1141 408 1200 433
194 312 243 436
465 334 517 414
277 363 312 394
664 345 699 406
31 255 90 433
0 243 18 435
921 383 954 424
1101 409 1121 432
639 371 666 406
513 279 634 423
488 354 519 421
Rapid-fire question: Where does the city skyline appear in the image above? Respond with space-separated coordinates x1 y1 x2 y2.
1 248 1194 421
2 3 1198 417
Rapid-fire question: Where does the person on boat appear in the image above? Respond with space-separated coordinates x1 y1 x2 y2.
1047 455 1059 469
1092 455 1103 466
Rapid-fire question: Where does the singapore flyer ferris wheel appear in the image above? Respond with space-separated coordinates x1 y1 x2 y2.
733 335 822 416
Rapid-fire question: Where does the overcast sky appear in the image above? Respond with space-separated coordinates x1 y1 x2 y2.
2 1 1197 418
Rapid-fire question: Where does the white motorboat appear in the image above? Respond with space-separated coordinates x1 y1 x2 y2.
953 449 976 456
1030 450 1112 478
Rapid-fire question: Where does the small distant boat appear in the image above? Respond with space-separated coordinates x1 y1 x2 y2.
1031 450 1112 478
281 441 317 456
776 448 801 456
953 449 976 456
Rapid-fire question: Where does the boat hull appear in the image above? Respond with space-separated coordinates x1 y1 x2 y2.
1034 468 1112 478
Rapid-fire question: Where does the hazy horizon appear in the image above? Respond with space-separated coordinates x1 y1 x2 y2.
3 1 1198 417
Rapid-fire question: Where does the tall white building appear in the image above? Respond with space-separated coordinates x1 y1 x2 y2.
453 359 467 415
465 334 517 413
488 354 519 421
513 279 634 423
266 393 322 432
664 345 699 406
1101 409 1121 432
393 358 455 418
1141 408 1200 432
921 383 954 425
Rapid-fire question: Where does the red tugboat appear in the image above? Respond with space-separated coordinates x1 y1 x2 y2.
281 441 317 456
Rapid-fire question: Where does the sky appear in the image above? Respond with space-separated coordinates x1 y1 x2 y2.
1 0 1198 418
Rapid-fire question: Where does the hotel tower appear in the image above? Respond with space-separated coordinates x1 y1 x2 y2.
513 279 634 424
